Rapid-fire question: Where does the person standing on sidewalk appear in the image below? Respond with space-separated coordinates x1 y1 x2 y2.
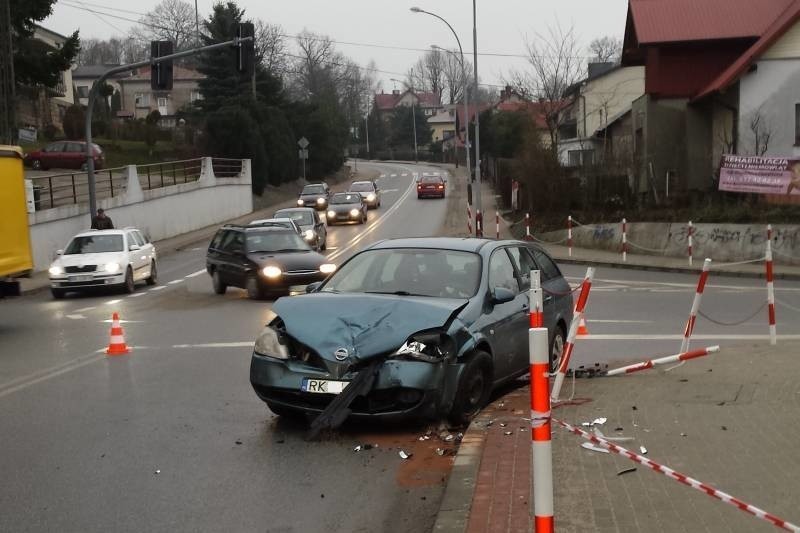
91 208 114 230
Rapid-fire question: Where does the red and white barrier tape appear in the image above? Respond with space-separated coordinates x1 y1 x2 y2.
495 211 500 240
681 258 711 353
551 267 595 402
604 346 720 376
567 216 573 257
476 210 483 238
467 204 473 236
525 213 532 241
555 418 800 532
622 218 628 263
766 224 777 345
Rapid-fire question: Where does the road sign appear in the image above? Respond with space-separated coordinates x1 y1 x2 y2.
299 149 309 159
298 137 309 149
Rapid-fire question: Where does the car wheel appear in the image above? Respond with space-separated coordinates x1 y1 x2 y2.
31 159 42 170
145 260 158 285
123 267 135 294
448 350 493 426
211 270 227 294
246 276 263 300
549 324 566 373
266 402 307 421
51 288 65 299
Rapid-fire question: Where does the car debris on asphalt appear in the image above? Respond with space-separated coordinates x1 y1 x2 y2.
581 442 610 454
617 467 637 476
398 450 412 460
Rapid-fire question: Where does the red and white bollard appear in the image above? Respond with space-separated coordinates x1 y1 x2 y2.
551 267 595 403
766 224 777 345
688 220 694 266
567 215 573 257
476 210 483 238
467 203 473 236
681 258 711 353
525 213 533 241
604 346 720 376
529 270 554 533
495 211 500 240
621 218 628 262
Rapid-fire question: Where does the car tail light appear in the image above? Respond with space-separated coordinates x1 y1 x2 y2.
437 185 444 189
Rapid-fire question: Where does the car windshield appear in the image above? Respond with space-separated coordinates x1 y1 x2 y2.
64 235 124 254
349 182 373 192
321 248 481 298
246 231 311 253
302 185 325 195
276 210 313 225
331 193 360 204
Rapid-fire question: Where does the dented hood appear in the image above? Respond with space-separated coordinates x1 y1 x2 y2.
273 293 468 362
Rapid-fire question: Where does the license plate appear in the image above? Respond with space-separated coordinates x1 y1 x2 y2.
301 378 349 394
71 275 93 282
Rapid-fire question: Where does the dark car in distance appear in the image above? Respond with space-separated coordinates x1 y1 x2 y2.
249 237 573 424
297 183 330 210
274 207 327 251
417 175 446 198
326 192 368 226
206 224 336 299
25 141 105 171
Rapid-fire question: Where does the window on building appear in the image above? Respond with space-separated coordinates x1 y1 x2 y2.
795 104 800 145
135 93 150 107
190 90 203 102
567 149 595 167
157 97 168 108
77 86 89 99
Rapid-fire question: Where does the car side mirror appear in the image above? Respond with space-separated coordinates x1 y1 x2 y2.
129 244 141 251
306 281 323 293
491 286 516 305
55 249 63 256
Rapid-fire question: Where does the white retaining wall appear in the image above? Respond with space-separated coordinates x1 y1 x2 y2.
28 158 253 270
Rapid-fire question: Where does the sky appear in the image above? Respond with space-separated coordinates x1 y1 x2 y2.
44 0 630 91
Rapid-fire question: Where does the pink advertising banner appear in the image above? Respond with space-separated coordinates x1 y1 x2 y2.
719 154 800 195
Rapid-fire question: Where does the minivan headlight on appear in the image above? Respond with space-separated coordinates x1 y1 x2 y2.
394 331 455 363
350 209 360 217
262 266 282 278
49 265 64 276
104 262 120 273
319 263 336 274
366 193 376 202
327 210 336 218
303 229 315 240
297 199 304 206
254 327 289 359
316 197 325 205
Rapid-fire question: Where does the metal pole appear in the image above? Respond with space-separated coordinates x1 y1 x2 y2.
412 100 418 163
84 38 251 219
1 0 16 145
194 0 200 43
472 0 482 215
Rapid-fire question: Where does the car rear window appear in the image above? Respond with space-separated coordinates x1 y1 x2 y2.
65 235 124 254
302 185 325 194
349 182 373 192
275 210 314 225
331 193 360 204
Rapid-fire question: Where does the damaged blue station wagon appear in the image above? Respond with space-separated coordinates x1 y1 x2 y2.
249 237 573 429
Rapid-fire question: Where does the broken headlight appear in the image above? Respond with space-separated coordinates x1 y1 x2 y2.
393 331 455 363
254 326 289 359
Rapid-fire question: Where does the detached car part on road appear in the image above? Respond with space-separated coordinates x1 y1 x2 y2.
48 228 157 298
249 238 573 428
206 224 336 299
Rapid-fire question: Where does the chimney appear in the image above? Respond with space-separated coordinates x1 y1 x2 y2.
392 89 400 96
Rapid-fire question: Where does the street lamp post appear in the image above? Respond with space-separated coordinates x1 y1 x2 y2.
412 5 481 220
432 44 471 200
390 77 419 163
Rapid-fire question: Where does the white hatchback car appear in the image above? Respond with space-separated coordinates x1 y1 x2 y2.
48 228 157 298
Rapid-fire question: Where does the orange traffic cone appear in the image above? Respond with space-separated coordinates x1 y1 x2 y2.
106 312 130 355
577 316 589 336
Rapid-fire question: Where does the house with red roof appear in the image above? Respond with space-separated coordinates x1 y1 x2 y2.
373 88 442 121
621 0 800 198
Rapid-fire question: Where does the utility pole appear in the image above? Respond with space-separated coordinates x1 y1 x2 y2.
472 0 482 216
365 96 370 158
0 0 16 145
412 99 418 163
194 0 200 44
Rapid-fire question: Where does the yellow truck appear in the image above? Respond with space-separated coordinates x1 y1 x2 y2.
0 146 34 297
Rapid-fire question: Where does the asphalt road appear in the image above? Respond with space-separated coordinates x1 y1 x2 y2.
3 161 800 532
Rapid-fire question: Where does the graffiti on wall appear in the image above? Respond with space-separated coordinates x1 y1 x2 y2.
670 225 800 251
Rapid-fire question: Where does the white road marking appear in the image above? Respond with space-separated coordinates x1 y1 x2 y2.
380 189 399 193
390 174 397 177
577 334 800 341
0 353 106 399
149 286 167 291
74 306 96 312
172 342 254 349
585 319 653 324
168 279 184 285
101 319 142 323
105 299 122 305
190 247 203 251
128 292 146 298
185 269 206 278
325 247 338 251
401 173 408 176
65 314 86 320
566 275 800 292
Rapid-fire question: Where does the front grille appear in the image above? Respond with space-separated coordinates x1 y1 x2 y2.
255 386 424 415
286 269 318 275
65 265 97 273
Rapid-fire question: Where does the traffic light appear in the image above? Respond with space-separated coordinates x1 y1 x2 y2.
236 22 255 76
150 40 174 91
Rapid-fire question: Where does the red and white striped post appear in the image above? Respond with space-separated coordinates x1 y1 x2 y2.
551 267 595 403
529 270 553 533
495 211 500 240
621 217 628 262
567 215 573 257
554 418 800 532
681 258 711 353
688 220 694 266
467 203 473 236
476 210 483 238
766 224 777 345
525 213 533 241
604 346 720 376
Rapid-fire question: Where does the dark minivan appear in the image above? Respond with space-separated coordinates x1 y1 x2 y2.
206 224 337 299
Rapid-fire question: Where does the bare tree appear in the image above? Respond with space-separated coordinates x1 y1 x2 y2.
588 36 622 64
255 21 287 78
406 49 445 102
130 0 197 52
292 30 349 99
441 49 474 105
749 108 773 156
507 24 585 150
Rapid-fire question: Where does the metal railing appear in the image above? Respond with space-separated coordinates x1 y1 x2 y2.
137 158 203 191
211 157 244 178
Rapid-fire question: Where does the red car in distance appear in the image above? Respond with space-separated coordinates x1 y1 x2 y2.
417 175 446 199
25 141 105 171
